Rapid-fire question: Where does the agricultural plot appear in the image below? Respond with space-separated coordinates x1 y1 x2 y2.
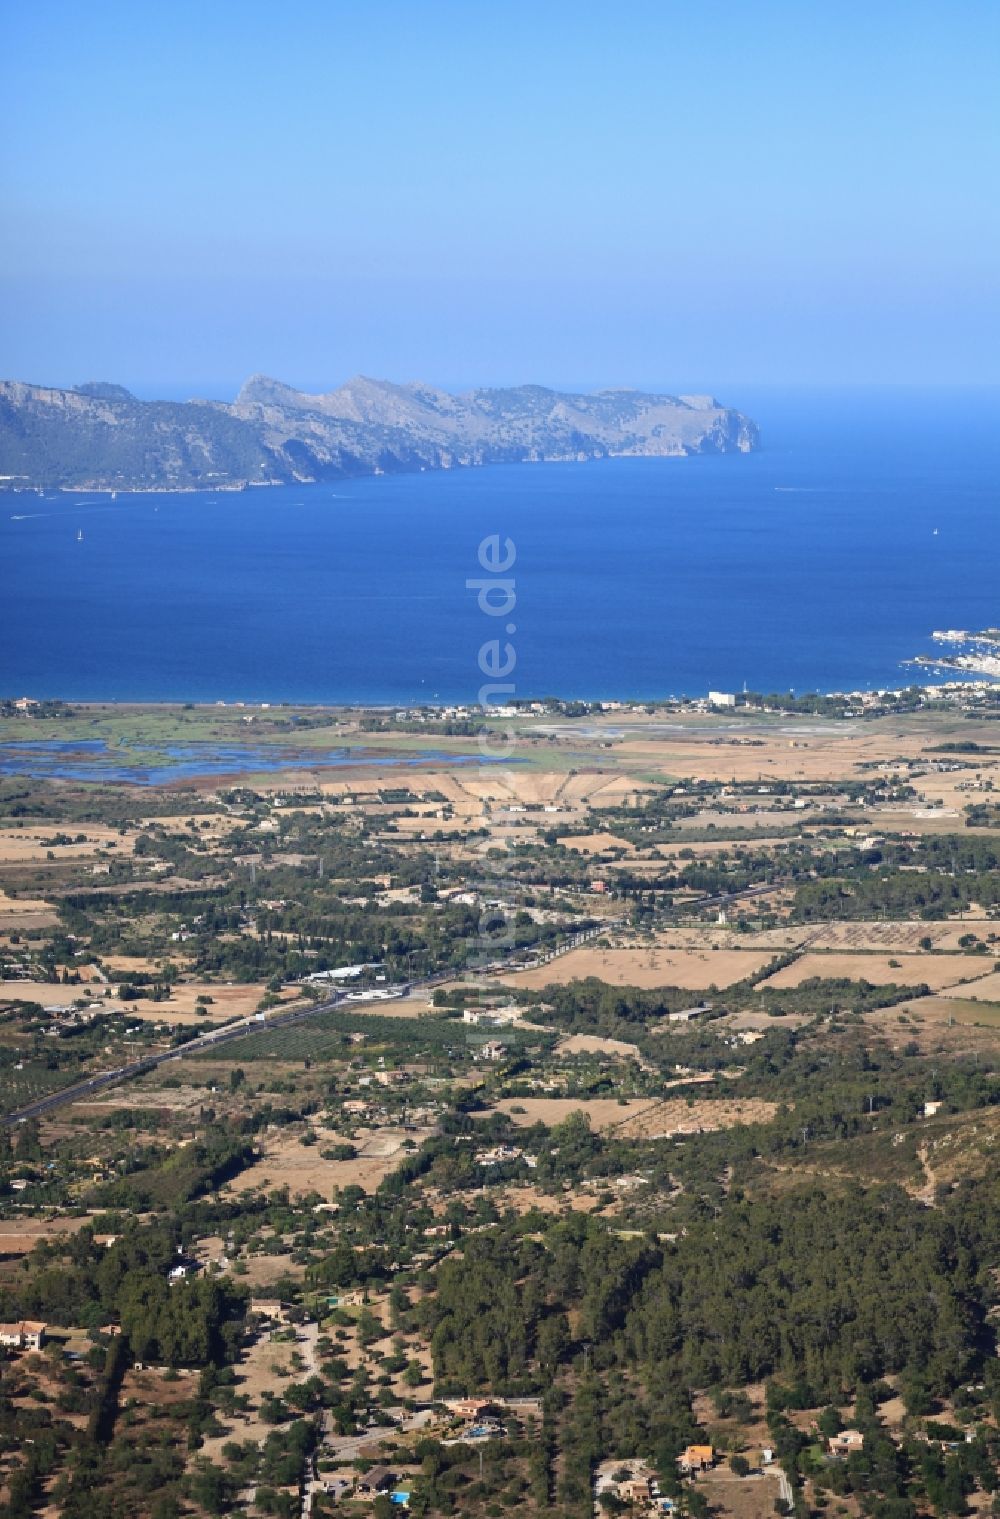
189 1009 474 1063
501 945 777 991
714 1007 814 1032
0 978 297 1025
491 1093 777 1136
225 1123 438 1198
141 813 243 841
491 1096 654 1130
0 888 58 929
0 978 104 1008
383 813 482 837
557 831 636 855
805 919 998 952
119 982 297 1024
99 953 187 975
0 1059 87 1110
73 1083 210 1112
760 951 987 991
859 998 1000 1061
0 823 140 863
614 1094 779 1139
673 807 801 832
554 1032 648 1063
652 836 782 858
650 924 807 950
938 967 1000 1001
494 1183 604 1216
234 1252 309 1288
898 994 1000 1028
697 1471 785 1519
876 806 978 836
0 1217 101 1255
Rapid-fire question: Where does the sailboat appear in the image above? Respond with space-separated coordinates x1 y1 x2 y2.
77 529 83 542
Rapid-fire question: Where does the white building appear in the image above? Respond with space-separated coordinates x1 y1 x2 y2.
708 691 737 708
0 1321 46 1351
463 1006 520 1027
476 1040 506 1061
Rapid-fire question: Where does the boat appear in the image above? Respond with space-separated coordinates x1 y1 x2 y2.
77 529 83 542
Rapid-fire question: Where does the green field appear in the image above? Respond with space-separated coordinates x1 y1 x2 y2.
188 1009 482 1063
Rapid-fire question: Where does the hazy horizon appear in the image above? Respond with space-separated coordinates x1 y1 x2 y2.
3 0 998 390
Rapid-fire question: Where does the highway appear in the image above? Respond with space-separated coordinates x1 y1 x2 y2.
3 879 783 1126
3 987 354 1125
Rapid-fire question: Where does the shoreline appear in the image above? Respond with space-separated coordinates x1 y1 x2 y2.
4 676 1000 719
2 682 999 792
0 447 740 499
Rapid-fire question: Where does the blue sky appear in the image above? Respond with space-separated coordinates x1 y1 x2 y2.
2 0 998 394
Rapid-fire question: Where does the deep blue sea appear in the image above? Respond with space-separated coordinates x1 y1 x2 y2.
2 387 998 705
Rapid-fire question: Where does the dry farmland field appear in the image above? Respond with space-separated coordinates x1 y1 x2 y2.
804 919 1000 952
892 993 1000 1029
501 945 779 991
758 951 993 991
0 888 57 929
553 1032 648 1062
0 978 303 1024
490 1094 779 1136
557 830 636 855
223 1122 438 1198
0 1217 102 1256
696 1472 786 1519
0 824 140 863
938 968 1000 1001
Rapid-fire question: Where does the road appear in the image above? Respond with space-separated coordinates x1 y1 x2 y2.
297 1321 323 1519
3 879 784 1126
3 988 355 1125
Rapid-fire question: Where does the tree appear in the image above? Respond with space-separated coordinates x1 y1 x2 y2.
187 1461 235 1516
818 1406 843 1440
537 1312 570 1372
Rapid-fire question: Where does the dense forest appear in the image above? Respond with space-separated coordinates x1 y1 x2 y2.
422 1178 997 1407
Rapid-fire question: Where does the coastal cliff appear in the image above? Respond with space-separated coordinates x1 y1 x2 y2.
0 375 759 491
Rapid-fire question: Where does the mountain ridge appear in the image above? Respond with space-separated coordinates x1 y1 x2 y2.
0 374 759 491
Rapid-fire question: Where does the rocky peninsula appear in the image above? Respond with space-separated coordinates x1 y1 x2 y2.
0 375 758 492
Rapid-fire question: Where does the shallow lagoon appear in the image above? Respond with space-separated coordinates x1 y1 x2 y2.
0 738 493 786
